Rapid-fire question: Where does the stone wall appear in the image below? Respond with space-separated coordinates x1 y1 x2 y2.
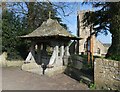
0 52 24 67
94 58 120 90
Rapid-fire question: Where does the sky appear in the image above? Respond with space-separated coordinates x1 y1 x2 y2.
59 3 112 44
3 2 112 44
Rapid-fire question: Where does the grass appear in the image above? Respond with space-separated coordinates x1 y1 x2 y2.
89 83 96 90
79 79 83 83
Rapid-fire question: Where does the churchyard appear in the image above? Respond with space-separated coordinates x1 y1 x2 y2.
1 1 120 91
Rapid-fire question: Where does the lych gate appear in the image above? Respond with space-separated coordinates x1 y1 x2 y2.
20 18 80 75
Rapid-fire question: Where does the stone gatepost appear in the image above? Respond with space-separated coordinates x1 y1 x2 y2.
60 43 64 65
63 44 70 66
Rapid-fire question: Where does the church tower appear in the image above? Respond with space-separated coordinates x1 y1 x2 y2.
77 10 91 55
76 10 110 57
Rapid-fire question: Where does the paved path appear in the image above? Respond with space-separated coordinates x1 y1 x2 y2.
2 67 89 90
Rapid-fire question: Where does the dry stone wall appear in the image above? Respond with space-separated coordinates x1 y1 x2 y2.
0 52 24 67
94 58 120 90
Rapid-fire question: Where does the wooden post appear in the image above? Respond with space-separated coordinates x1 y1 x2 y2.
87 38 90 64
76 12 80 54
91 6 94 66
43 43 47 51
30 41 36 62
91 36 94 66
90 25 94 66
88 52 90 64
38 44 41 64
31 42 35 57
88 25 94 64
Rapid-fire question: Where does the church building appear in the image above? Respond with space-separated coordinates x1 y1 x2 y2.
77 11 111 57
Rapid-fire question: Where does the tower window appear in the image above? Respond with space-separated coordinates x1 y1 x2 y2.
97 48 100 54
84 41 87 50
87 40 90 51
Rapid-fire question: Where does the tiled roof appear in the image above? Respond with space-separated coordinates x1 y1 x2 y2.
20 18 80 40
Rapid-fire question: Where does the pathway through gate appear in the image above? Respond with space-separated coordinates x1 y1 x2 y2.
2 67 89 90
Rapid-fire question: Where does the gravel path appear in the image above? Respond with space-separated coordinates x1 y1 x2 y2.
2 67 89 90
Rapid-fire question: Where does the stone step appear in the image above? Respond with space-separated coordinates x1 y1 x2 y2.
21 62 66 76
79 75 92 85
45 66 66 76
21 63 41 71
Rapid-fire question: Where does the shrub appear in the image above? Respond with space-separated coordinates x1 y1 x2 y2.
107 55 120 61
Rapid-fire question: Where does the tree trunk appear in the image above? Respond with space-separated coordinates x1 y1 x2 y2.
106 15 120 59
107 33 120 57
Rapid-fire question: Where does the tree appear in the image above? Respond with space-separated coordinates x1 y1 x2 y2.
2 9 29 60
82 2 120 61
7 2 69 31
2 2 68 60
26 2 68 31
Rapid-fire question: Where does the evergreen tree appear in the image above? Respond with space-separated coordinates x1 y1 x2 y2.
2 10 29 60
26 2 67 32
82 2 120 61
2 2 67 60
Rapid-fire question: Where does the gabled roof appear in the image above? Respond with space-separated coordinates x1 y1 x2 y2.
103 43 111 47
20 18 80 40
